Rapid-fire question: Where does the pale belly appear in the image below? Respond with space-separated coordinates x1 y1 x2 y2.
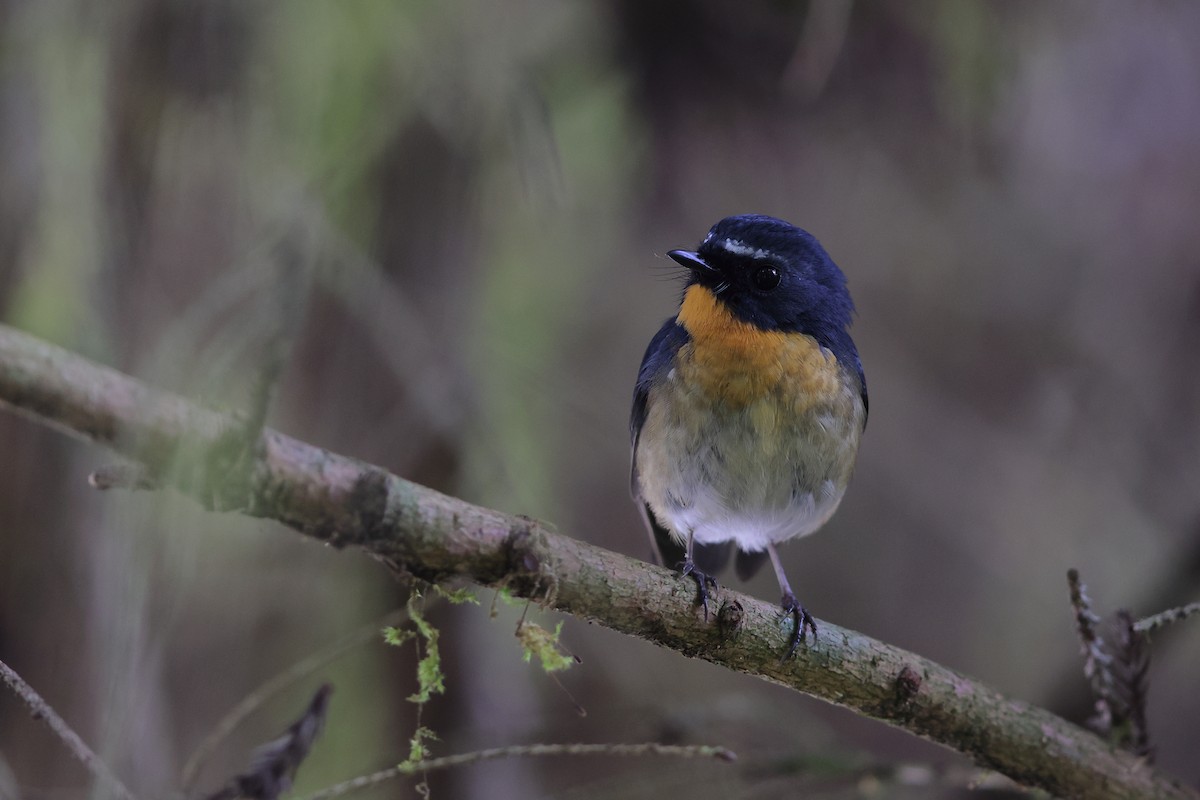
636 365 863 552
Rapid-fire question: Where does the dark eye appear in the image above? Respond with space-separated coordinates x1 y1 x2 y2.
751 264 781 291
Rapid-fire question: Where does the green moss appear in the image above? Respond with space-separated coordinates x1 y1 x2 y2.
517 620 574 674
406 595 445 704
433 584 480 605
398 725 439 773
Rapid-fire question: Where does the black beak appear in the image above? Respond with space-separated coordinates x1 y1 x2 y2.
667 249 718 276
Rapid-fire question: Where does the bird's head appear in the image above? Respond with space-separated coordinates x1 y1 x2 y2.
668 214 856 339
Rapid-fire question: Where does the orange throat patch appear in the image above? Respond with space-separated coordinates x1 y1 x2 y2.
674 284 842 407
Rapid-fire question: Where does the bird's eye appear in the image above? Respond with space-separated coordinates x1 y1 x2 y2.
752 264 781 291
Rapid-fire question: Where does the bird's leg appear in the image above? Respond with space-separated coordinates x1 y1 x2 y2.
767 543 817 659
678 531 718 619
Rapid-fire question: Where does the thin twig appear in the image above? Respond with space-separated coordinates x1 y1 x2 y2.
1135 602 1200 635
296 743 736 800
1068 571 1157 760
180 608 409 791
1067 568 1116 732
1110 611 1152 760
0 658 138 800
1066 569 1104 658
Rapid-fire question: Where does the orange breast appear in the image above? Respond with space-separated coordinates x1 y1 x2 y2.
674 285 843 410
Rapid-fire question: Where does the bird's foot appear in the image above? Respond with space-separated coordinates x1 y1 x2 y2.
679 558 719 620
781 592 817 661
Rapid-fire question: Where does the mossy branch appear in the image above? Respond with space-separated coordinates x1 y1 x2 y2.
0 323 1194 800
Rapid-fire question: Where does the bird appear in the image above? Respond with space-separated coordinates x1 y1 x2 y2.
630 214 867 658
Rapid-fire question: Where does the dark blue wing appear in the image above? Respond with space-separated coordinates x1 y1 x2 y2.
629 318 690 487
630 319 685 564
629 320 734 572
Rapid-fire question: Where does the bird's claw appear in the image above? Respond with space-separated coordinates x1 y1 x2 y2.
679 559 719 619
780 592 817 661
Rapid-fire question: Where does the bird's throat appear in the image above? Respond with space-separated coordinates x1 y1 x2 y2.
675 285 839 407
677 285 787 356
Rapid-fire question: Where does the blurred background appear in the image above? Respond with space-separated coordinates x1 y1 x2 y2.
2 1 1199 798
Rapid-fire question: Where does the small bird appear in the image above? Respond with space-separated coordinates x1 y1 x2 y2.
630 215 867 658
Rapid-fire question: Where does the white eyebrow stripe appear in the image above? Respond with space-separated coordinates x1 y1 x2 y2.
718 238 773 259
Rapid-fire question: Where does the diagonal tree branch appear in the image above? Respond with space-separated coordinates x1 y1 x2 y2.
0 322 1193 800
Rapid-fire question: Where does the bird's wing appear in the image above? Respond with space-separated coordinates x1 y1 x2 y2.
629 318 689 500
629 319 732 574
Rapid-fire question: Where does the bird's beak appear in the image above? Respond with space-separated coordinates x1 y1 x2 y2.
667 249 718 276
